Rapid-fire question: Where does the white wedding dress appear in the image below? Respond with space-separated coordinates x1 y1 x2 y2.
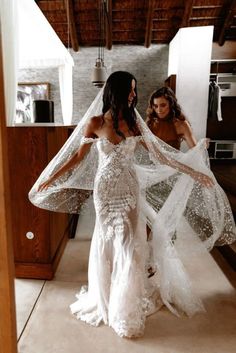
70 136 162 338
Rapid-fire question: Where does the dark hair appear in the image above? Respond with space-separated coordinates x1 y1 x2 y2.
102 71 138 139
146 87 185 122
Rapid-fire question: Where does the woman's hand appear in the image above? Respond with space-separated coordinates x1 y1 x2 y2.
38 176 55 192
192 171 214 188
205 138 210 149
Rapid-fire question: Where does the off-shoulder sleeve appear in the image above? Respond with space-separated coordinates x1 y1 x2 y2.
135 135 143 142
81 136 99 145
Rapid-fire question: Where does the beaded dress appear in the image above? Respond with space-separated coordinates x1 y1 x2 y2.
147 116 183 150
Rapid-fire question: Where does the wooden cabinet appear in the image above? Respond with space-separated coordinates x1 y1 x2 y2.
7 127 70 279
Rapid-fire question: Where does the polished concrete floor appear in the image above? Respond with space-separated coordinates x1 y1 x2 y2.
15 212 236 353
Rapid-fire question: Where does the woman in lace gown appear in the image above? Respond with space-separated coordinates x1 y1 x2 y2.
35 71 233 338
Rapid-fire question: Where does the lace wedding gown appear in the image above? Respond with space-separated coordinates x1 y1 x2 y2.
70 135 162 338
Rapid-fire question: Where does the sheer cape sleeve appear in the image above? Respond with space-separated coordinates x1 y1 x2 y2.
28 90 104 214
28 89 235 245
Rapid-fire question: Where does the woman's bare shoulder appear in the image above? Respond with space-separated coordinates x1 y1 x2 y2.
88 115 104 127
174 118 191 132
84 115 104 136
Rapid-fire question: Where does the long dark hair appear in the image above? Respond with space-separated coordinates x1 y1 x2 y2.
146 87 186 122
102 71 138 138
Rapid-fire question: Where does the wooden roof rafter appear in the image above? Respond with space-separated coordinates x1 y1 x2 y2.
145 0 155 48
64 0 79 51
38 0 65 11
105 0 112 50
218 0 236 46
36 0 236 48
181 0 194 28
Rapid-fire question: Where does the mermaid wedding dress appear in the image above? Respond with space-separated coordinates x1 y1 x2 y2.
70 136 162 337
29 89 236 338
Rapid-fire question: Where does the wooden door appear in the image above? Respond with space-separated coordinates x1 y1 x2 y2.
0 25 18 353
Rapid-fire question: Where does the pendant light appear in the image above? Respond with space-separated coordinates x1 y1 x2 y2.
91 0 107 87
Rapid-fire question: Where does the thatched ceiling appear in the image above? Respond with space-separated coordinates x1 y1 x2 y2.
35 0 236 51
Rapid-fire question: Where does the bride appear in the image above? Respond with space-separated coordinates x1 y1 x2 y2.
29 71 235 338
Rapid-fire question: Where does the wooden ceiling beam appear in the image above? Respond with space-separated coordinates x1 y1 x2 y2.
39 0 65 12
64 0 79 51
145 0 155 48
105 0 112 50
218 0 236 46
181 0 194 27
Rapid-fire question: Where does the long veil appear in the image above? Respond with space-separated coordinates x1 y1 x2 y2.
29 87 236 317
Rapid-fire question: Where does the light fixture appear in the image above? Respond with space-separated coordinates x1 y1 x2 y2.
91 0 107 87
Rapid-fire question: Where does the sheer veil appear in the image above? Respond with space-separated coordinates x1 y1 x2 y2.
29 87 236 317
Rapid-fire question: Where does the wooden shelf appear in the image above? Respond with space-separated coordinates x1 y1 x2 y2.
208 140 236 160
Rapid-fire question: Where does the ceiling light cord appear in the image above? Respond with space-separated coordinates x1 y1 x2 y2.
91 0 107 87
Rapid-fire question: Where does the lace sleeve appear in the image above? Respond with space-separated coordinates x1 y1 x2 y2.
149 145 199 178
81 136 98 145
148 142 215 188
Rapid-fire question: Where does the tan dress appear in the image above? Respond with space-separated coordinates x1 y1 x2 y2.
147 117 184 150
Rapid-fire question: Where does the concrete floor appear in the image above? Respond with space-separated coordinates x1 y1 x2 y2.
15 212 236 353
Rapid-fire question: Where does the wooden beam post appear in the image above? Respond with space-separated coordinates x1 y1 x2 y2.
181 0 194 28
105 0 112 50
65 0 79 52
145 0 155 48
218 0 236 46
0 28 18 353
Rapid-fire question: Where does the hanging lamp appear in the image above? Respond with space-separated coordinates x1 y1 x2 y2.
91 0 107 87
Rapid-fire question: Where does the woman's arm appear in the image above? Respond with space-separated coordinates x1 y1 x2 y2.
139 138 214 188
38 119 97 191
38 143 92 191
175 120 197 148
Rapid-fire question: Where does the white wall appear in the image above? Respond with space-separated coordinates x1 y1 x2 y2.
168 26 214 142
